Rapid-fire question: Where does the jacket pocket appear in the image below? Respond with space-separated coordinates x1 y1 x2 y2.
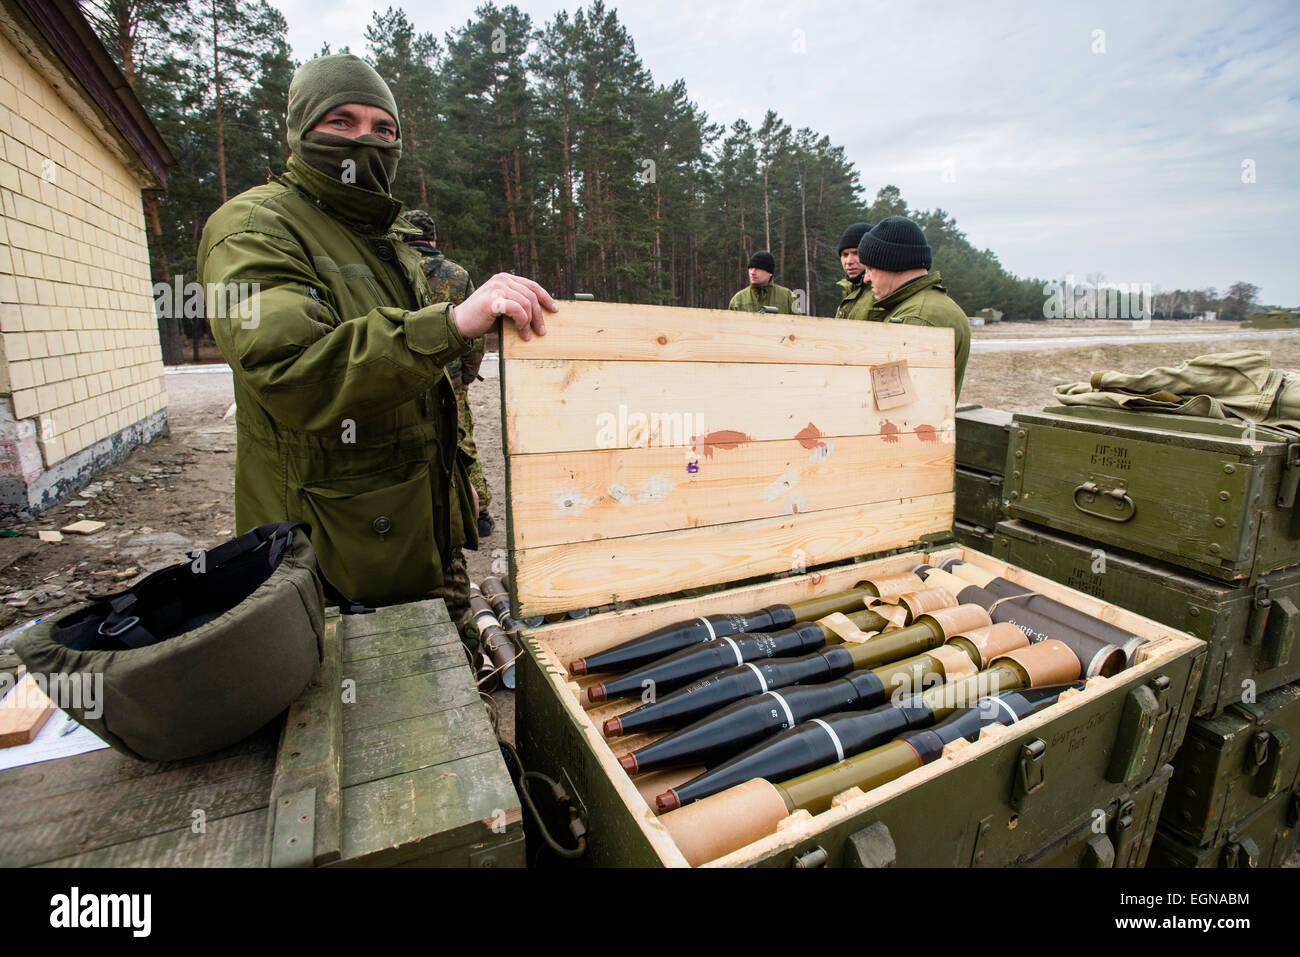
298 464 441 608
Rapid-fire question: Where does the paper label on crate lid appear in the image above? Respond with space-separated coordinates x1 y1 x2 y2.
869 359 916 411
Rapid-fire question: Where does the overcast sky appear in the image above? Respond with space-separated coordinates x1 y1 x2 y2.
272 0 1300 306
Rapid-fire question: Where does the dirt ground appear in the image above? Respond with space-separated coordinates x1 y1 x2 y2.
2 322 1297 769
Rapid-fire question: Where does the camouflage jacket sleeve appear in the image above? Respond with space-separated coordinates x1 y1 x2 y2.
202 229 471 433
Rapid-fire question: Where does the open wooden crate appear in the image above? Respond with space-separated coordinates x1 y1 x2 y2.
501 302 1204 866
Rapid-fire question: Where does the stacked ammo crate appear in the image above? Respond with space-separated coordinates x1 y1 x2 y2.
980 406 1300 868
953 405 1014 553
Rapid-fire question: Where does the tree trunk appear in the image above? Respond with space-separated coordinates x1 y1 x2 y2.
213 3 228 204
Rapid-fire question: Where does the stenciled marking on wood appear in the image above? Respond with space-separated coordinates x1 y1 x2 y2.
916 424 939 443
691 429 753 461
881 419 901 444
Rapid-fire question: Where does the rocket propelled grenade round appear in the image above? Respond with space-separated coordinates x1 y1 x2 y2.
916 565 1127 678
779 680 1085 815
585 620 850 706
569 574 928 676
605 647 857 739
628 643 982 781
657 697 937 810
659 681 1085 865
939 559 1138 672
602 603 987 738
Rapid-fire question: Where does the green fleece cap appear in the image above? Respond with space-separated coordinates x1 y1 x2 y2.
286 54 401 156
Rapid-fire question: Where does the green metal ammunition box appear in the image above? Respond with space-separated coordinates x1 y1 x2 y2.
1147 785 1300 868
993 519 1300 717
955 406 1015 475
1006 408 1300 584
1160 681 1300 847
953 520 995 554
955 466 1006 530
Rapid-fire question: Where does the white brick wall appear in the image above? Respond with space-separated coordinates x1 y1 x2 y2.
0 32 165 469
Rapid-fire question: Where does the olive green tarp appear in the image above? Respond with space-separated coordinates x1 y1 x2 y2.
1054 350 1300 432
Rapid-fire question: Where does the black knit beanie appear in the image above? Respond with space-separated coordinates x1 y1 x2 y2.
857 216 932 271
837 222 872 254
748 250 776 273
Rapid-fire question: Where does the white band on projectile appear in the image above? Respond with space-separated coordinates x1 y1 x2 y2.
768 691 796 729
744 662 769 692
986 695 1018 723
809 718 846 762
719 636 744 666
697 616 717 641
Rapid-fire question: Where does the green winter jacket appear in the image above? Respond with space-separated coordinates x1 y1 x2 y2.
728 282 802 314
835 277 874 320
198 153 477 607
864 270 971 400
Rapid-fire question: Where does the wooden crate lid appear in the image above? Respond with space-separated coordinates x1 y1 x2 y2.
500 301 956 616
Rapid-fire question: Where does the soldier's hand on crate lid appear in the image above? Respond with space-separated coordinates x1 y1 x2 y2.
455 273 557 341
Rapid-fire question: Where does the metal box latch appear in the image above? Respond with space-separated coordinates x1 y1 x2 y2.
1011 738 1047 810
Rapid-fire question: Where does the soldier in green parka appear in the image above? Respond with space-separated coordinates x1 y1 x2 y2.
858 216 971 399
198 54 555 632
833 221 873 320
728 251 802 314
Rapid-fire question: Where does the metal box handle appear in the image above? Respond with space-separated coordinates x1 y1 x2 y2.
1073 482 1136 523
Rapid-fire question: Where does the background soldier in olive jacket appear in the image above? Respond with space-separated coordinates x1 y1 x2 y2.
198 54 554 638
834 221 873 320
858 216 971 399
402 209 493 539
728 251 802 314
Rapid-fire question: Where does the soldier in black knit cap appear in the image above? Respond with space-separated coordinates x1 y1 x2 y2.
834 221 873 320
727 250 802 314
858 216 971 398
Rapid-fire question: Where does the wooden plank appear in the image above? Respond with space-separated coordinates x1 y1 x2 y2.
336 750 521 866
502 300 954 367
341 705 498 787
39 808 269 868
343 645 468 686
513 492 953 615
511 431 954 549
343 624 459 662
336 599 450 640
264 616 343 867
0 674 55 747
504 360 954 455
0 761 275 865
340 668 481 734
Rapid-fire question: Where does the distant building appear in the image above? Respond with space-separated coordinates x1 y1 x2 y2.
0 0 173 518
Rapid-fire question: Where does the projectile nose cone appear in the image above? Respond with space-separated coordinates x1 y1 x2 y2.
586 685 607 704
656 790 681 812
570 658 588 676
603 716 623 737
619 754 638 774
